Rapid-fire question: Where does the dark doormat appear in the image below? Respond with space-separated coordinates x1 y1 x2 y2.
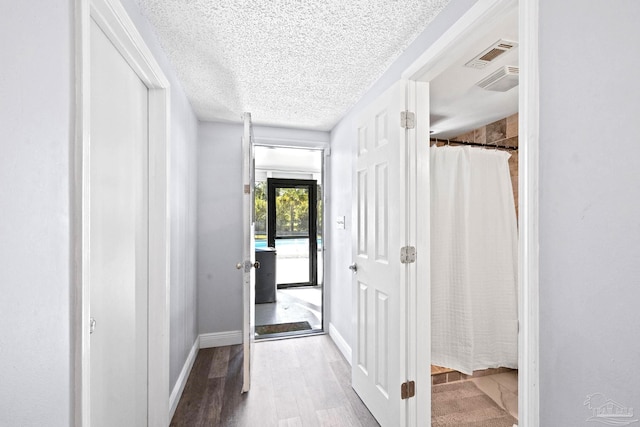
432 380 518 426
255 321 312 336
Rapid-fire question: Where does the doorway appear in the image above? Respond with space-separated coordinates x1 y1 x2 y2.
77 0 171 424
424 5 520 426
401 0 538 424
419 4 520 426
350 0 539 424
253 146 324 339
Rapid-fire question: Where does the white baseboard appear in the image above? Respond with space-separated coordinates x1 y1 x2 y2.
329 323 352 365
169 337 200 419
199 330 243 348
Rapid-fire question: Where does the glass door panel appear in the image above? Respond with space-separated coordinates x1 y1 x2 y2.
275 238 309 284
267 179 317 287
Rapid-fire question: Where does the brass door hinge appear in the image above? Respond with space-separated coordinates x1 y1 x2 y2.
401 380 415 399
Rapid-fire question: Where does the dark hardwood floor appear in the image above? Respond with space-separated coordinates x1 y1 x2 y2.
170 334 379 427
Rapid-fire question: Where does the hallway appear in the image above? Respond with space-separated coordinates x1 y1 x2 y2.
170 335 379 426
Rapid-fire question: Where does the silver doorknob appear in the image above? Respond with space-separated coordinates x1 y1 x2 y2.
236 260 260 271
348 263 358 273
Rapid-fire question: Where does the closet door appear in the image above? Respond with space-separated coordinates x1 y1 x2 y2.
351 80 408 426
90 16 149 426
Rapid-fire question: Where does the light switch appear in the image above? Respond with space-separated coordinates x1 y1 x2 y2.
337 216 345 230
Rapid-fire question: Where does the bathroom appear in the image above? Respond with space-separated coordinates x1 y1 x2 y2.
426 5 520 424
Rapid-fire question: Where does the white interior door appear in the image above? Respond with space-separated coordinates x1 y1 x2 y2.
352 80 409 426
241 112 256 393
89 17 149 426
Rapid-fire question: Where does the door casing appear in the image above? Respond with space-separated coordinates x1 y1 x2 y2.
74 0 171 424
400 0 539 425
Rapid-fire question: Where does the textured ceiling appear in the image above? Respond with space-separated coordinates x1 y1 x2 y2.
136 0 450 130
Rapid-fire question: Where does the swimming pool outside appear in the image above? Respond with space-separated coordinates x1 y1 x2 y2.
255 238 323 285
255 238 322 250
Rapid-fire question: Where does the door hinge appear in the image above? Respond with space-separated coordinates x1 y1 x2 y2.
401 381 416 399
400 111 415 129
400 246 416 264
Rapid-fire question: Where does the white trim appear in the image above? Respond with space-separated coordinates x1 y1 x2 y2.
407 80 432 427
89 0 169 87
199 331 243 348
169 337 200 420
518 0 540 425
76 0 171 425
328 323 352 364
74 1 90 424
253 136 329 150
403 0 539 425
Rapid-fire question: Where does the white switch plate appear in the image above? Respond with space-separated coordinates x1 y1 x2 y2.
337 216 345 230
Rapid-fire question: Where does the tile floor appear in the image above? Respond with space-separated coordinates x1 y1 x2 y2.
471 371 518 420
431 366 518 421
255 286 323 333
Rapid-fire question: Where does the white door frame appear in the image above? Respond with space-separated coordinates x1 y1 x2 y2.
74 0 171 425
402 0 539 425
252 137 329 332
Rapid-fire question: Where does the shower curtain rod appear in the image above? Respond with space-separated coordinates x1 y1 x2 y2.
429 138 518 151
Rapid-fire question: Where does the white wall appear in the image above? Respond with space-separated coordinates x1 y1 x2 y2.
197 122 244 334
197 122 329 335
0 1 199 424
538 1 640 424
0 1 73 424
327 0 479 354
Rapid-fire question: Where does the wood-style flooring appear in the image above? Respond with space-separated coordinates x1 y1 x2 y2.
170 335 379 427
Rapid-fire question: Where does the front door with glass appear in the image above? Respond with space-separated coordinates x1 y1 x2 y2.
267 178 318 287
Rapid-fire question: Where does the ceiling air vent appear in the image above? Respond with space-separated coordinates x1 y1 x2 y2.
476 66 519 92
465 39 518 69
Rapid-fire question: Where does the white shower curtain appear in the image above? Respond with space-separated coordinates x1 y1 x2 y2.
430 145 518 375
